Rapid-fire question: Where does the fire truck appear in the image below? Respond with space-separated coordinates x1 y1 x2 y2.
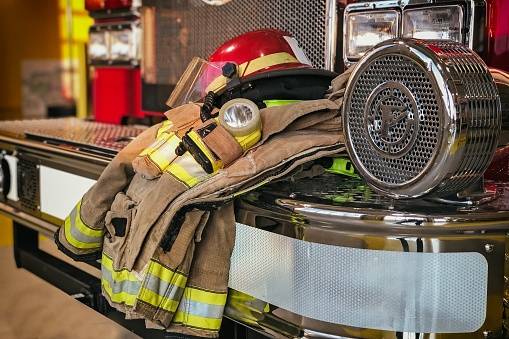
1 0 509 338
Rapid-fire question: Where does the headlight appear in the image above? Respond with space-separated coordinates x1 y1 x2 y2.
403 5 462 42
110 28 134 61
88 30 109 60
345 11 398 61
87 22 140 65
343 1 469 67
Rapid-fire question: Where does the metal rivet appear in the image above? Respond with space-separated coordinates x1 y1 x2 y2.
485 244 494 253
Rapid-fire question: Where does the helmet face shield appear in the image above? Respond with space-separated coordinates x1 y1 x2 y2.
166 57 238 108
166 29 338 109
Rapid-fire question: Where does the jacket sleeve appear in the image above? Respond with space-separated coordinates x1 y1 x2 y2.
55 123 161 261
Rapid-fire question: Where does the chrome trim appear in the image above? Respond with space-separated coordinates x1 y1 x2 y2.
325 0 338 70
342 39 500 199
343 0 401 67
300 330 355 339
0 135 111 167
0 201 58 237
343 0 487 67
469 0 487 55
232 189 509 338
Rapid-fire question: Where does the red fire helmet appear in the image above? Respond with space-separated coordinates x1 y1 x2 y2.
208 29 314 78
167 29 338 108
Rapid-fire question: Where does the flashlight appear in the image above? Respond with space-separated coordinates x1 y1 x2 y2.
177 98 262 174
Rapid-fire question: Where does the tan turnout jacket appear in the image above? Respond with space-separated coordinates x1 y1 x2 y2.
55 71 350 337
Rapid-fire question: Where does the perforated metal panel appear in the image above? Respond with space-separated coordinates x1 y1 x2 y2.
0 118 147 156
142 0 334 86
343 39 501 199
348 55 441 185
17 158 39 213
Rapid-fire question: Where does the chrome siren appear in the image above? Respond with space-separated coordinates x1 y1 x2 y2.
342 39 501 199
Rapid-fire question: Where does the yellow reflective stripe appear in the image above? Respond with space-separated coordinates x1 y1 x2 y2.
102 277 138 306
63 200 104 249
148 150 171 172
173 311 223 331
185 287 228 306
101 253 140 306
149 136 181 169
72 200 105 237
139 138 165 156
147 260 187 288
167 153 213 188
241 52 300 77
138 259 188 312
138 133 181 172
172 286 227 330
102 252 139 283
64 218 102 249
138 287 181 312
157 120 174 138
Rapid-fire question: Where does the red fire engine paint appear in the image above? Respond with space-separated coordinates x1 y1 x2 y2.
92 68 146 124
485 0 509 71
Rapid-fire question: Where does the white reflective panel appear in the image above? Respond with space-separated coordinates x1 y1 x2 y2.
403 5 462 42
40 166 96 221
229 223 488 333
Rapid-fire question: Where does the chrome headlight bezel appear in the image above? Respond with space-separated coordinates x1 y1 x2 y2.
402 5 463 41
343 0 485 68
345 10 399 60
87 21 140 66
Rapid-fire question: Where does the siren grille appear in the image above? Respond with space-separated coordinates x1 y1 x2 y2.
342 39 501 199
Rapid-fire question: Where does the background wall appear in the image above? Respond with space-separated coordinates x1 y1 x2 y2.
0 0 91 244
0 0 60 121
0 0 60 245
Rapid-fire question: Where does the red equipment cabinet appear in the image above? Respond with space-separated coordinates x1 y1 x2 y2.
92 67 145 124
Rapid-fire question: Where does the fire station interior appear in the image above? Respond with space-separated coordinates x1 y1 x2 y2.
1 0 509 339
0 2 141 338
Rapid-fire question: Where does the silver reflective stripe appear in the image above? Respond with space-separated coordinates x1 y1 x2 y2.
143 273 185 301
101 264 141 296
229 222 488 333
158 141 179 163
175 153 211 182
177 297 225 319
150 138 166 149
67 204 104 244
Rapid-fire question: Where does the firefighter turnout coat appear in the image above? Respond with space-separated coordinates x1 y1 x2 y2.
55 71 351 337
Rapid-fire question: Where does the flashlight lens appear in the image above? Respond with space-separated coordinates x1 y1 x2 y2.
223 103 254 128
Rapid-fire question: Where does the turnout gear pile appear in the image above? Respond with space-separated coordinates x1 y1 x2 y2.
55 30 351 337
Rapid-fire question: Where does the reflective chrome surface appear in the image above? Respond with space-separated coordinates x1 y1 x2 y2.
0 117 147 157
0 119 141 231
230 174 509 338
325 0 337 70
342 39 501 199
343 0 486 67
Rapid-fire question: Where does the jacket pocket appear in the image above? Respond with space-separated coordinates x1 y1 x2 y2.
103 191 139 271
